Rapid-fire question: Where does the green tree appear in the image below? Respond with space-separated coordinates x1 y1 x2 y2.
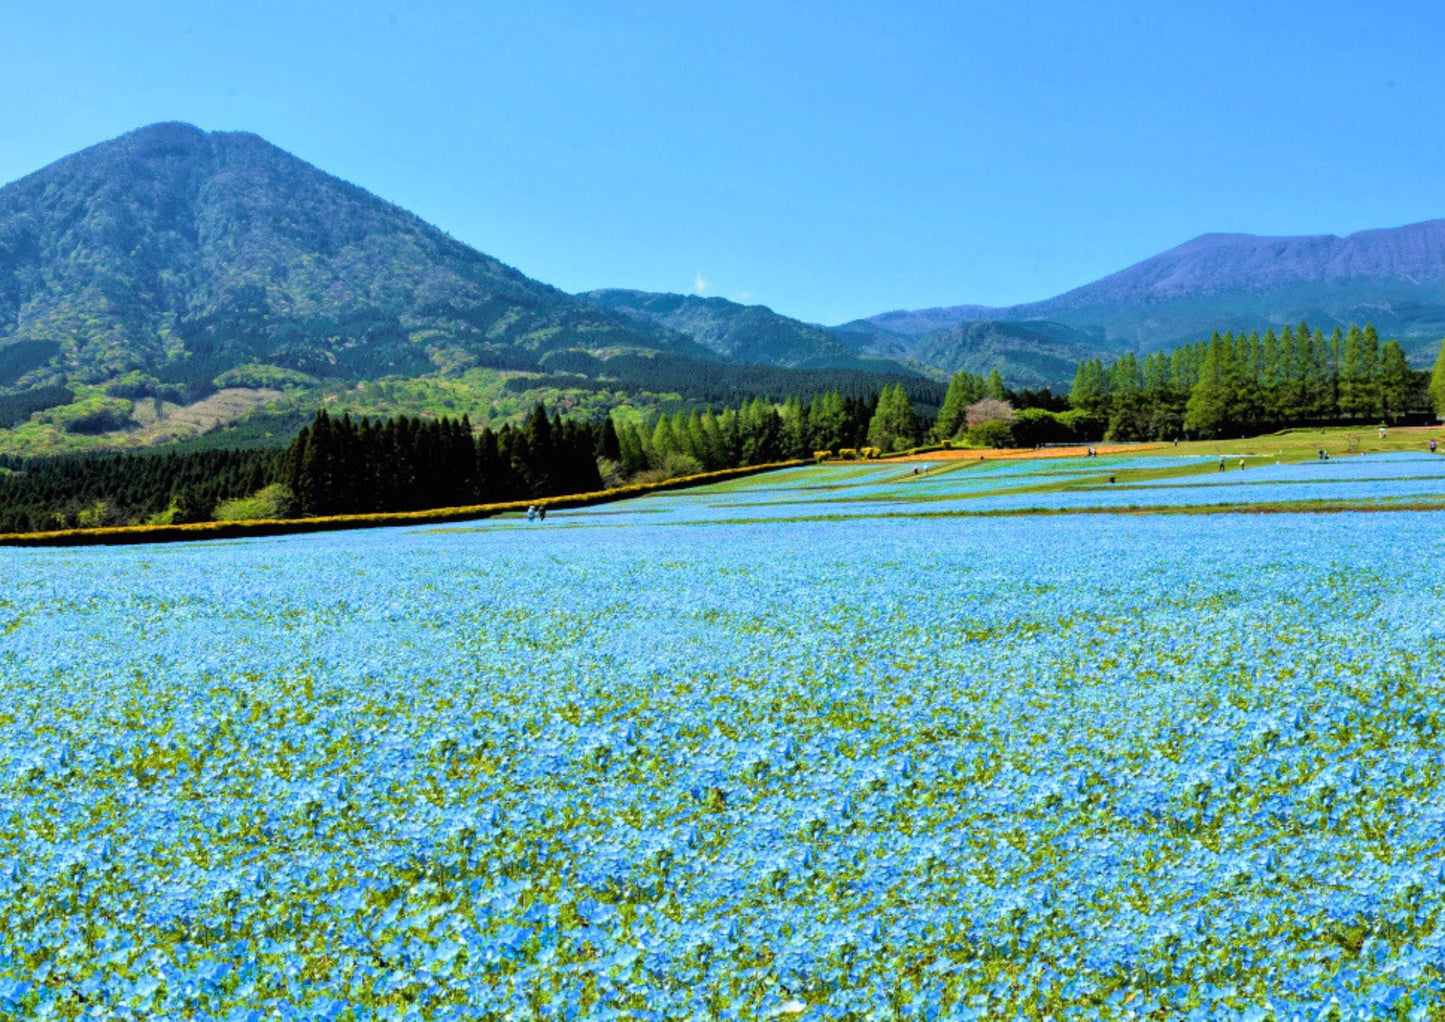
1069 359 1109 418
1184 334 1231 437
866 384 920 452
933 371 984 441
1378 340 1415 422
1430 338 1445 418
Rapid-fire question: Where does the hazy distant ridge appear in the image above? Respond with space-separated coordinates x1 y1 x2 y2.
857 221 1445 359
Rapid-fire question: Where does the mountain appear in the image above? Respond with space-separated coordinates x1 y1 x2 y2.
580 289 909 372
0 122 710 393
855 221 1445 362
831 317 1119 391
905 321 1119 390
0 124 932 451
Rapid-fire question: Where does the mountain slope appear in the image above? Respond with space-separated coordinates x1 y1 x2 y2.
857 221 1445 359
831 317 1119 391
0 122 707 395
580 289 915 373
907 321 1118 390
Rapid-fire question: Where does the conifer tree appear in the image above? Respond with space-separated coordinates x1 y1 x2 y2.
1184 334 1230 436
934 372 982 440
1430 338 1445 418
1379 340 1415 422
866 384 920 452
1069 359 1110 418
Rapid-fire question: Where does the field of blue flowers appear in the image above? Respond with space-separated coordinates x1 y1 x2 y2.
4 452 1445 1019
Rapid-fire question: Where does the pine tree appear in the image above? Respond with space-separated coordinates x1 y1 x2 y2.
866 384 920 452
934 372 980 441
1379 340 1415 422
1184 335 1230 437
1430 338 1445 418
1069 359 1109 418
598 416 622 463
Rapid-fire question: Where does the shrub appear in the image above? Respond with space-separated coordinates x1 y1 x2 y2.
965 420 1015 448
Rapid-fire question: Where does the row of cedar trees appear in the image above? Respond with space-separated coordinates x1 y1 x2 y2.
276 392 894 516
1069 323 1436 440
0 448 274 533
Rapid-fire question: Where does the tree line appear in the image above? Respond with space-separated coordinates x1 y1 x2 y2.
1070 323 1436 440
0 387 942 531
0 449 274 533
281 389 918 516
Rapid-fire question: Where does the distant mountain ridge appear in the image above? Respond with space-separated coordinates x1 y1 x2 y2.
852 221 1445 361
578 289 900 371
2 122 1441 446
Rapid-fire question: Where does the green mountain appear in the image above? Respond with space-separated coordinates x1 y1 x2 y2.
907 321 1119 390
830 317 1120 391
0 122 703 391
0 124 928 452
580 289 911 373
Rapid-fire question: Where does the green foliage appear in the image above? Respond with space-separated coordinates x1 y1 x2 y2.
0 447 276 533
0 384 72 427
1077 322 1433 440
213 483 295 521
867 384 921 452
933 371 987 440
964 419 1014 448
0 340 61 387
212 362 321 390
39 394 136 435
1431 339 1445 417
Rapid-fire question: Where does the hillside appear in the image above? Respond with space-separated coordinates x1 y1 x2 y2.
831 318 1119 391
0 123 723 391
855 221 1445 360
580 289 910 373
0 124 928 453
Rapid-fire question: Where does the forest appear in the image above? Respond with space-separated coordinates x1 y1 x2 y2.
1067 323 1438 440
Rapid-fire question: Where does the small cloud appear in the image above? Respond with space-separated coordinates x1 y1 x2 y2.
693 271 708 294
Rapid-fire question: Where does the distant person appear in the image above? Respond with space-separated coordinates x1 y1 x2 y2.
538 506 546 521
1239 458 1245 470
1317 449 1324 461
1174 438 1179 447
1218 456 1225 472
526 505 536 522
1432 439 1438 454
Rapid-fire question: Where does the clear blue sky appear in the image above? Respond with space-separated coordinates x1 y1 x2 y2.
3 1 1442 325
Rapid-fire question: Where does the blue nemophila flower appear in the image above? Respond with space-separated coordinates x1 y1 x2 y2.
3 465 1445 1014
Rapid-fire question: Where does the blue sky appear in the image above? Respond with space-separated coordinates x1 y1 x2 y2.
2 1 1442 325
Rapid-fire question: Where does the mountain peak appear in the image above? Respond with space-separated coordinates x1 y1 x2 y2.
0 124 693 396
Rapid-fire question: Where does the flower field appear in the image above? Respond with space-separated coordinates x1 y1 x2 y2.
4 453 1445 1018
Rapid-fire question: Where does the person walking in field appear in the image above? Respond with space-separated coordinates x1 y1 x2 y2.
526 505 537 522
538 506 546 521
1432 439 1439 454
1219 456 1226 472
